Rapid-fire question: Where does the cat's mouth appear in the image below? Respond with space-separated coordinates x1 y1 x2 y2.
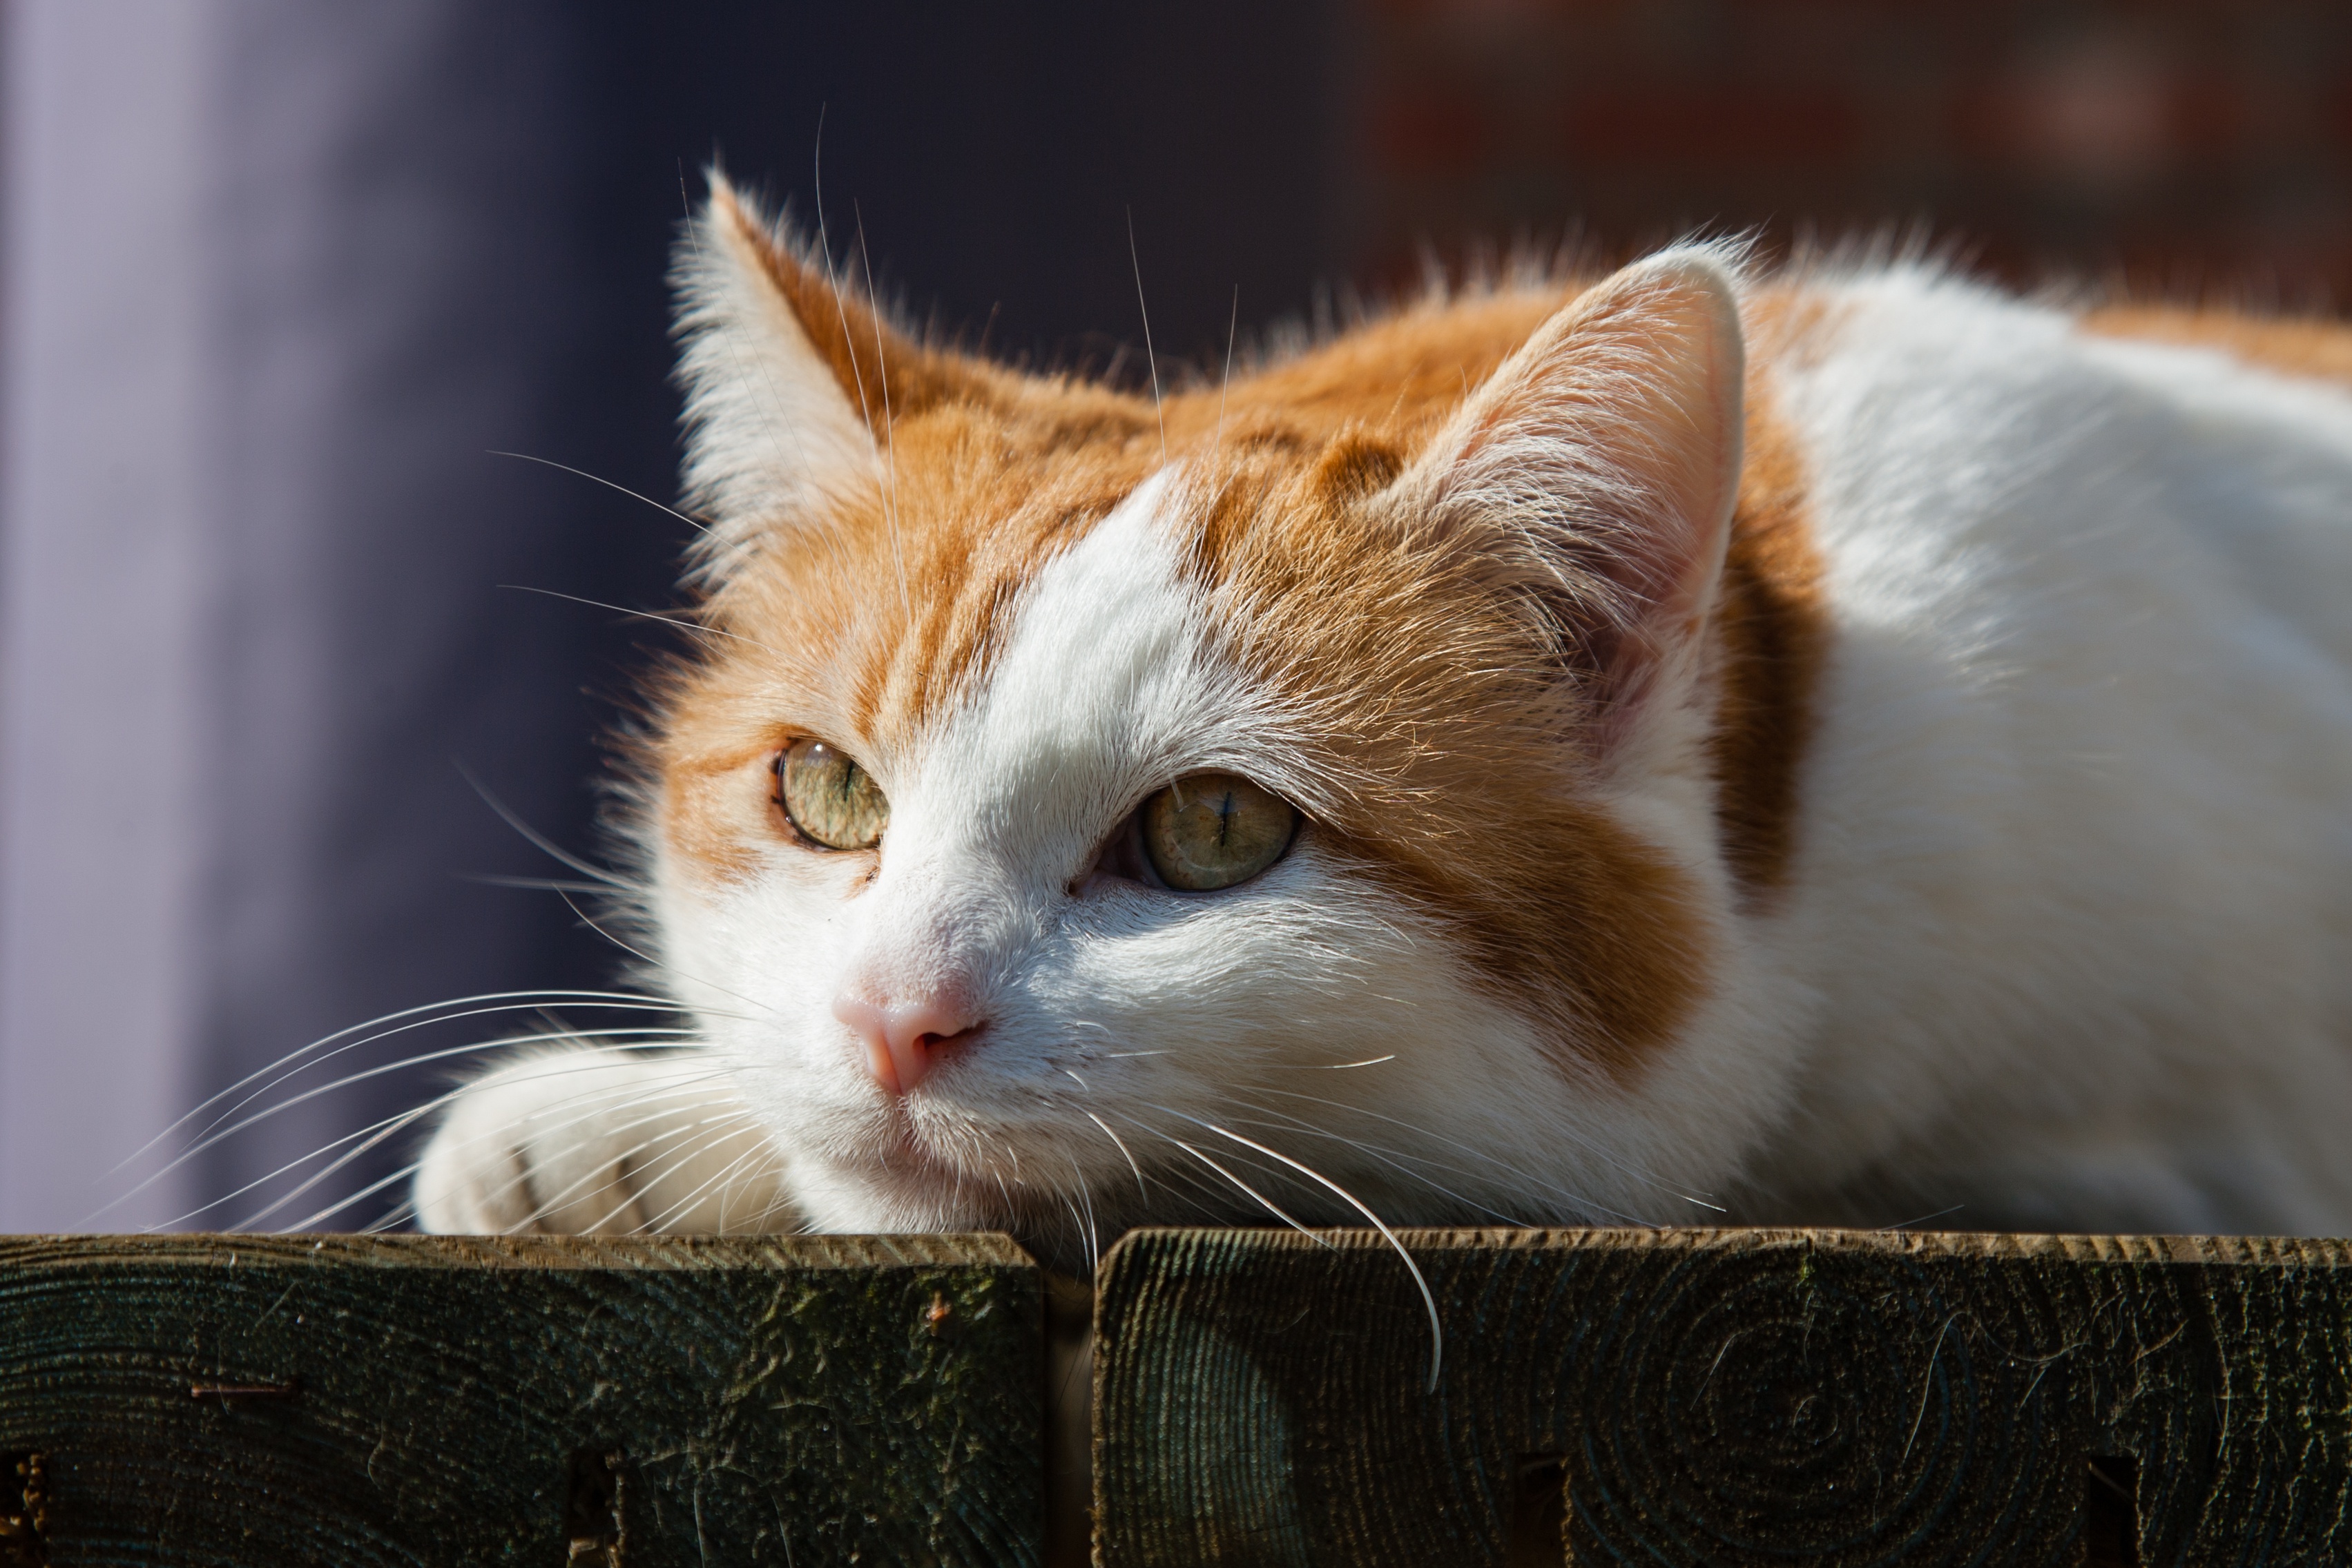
854 1105 996 1195
831 1103 1068 1233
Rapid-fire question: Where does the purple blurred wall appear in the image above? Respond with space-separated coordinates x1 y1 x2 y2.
0 0 1340 1231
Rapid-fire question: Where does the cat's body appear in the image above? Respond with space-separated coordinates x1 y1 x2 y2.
416 181 2352 1261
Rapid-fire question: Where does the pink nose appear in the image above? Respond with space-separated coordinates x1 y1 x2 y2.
831 992 981 1094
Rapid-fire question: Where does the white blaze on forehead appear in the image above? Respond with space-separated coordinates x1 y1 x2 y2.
905 470 1251 871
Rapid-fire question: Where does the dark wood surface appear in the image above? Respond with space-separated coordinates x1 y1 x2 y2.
0 1233 1041 1566
12 1227 2352 1564
1092 1227 2352 1567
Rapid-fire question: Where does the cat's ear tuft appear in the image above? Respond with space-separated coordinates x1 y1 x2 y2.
672 174 988 566
1400 244 1747 748
673 177 872 539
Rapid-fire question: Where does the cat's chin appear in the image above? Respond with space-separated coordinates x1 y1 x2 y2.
790 1150 1112 1271
791 1145 1020 1235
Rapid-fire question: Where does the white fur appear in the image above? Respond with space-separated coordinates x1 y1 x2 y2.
637 481 1736 1253
671 193 876 583
1738 269 2352 1232
419 246 2352 1255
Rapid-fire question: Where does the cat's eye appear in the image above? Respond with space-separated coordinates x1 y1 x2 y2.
775 738 889 850
1141 773 1298 891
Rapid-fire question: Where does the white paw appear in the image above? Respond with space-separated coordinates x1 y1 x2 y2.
413 1046 798 1235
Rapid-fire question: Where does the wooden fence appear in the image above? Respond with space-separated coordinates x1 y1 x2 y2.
3 1228 2347 1565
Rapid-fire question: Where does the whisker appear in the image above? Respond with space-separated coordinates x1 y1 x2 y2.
218 1057 755 1235
391 1069 751 1236
580 1108 770 1234
1248 1085 1686 1223
198 1056 743 1232
486 449 710 533
851 201 912 619
788 140 905 613
102 1007 716 1224
551 887 783 1023
1150 1103 1445 1391
459 875 617 895
1213 283 1238 450
453 762 634 889
1083 1110 1149 1205
1210 1103 1534 1228
278 1156 432 1235
164 1027 703 1179
682 157 856 590
114 989 701 1181
1163 1136 1330 1244
359 1197 419 1235
280 1063 736 1239
498 584 788 659
1063 1153 1101 1272
1126 208 1166 465
644 1134 792 1236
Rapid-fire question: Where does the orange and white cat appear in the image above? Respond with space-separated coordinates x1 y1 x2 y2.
416 175 2352 1261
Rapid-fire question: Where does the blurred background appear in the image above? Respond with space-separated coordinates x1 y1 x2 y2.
4 0 2351 1232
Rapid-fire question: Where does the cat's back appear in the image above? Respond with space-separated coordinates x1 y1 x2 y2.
1750 268 2352 1232
1762 263 2352 903
1764 268 2352 673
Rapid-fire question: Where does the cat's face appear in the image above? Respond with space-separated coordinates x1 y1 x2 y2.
639 181 1775 1263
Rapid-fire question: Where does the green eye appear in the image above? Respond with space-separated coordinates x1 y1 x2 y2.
1143 773 1298 891
777 738 889 850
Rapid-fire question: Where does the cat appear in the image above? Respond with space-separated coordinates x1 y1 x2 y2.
414 172 2352 1270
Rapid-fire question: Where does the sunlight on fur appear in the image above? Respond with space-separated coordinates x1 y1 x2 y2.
170 171 2352 1329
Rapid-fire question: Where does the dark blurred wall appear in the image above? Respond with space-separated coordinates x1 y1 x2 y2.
1348 1 2352 303
0 0 1340 1230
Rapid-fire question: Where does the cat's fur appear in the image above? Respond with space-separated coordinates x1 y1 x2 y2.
416 176 2352 1262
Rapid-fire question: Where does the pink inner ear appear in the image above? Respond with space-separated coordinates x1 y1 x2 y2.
1433 251 1747 738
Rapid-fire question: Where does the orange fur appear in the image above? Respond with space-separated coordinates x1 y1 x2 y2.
1710 388 1829 898
2081 303 2352 390
657 224 1831 1079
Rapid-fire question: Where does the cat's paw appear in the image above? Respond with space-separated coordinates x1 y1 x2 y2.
413 1046 797 1235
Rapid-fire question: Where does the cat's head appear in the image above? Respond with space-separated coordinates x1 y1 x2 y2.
637 177 1786 1262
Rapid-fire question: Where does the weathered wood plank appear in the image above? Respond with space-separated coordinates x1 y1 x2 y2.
1092 1228 2352 1567
0 1234 1041 1566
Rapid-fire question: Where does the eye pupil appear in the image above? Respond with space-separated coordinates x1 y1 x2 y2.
1144 773 1297 891
778 737 889 851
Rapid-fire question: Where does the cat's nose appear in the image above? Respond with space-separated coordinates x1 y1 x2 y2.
831 992 981 1094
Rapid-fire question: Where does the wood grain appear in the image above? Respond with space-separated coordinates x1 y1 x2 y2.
0 1233 1041 1565
1092 1228 2352 1567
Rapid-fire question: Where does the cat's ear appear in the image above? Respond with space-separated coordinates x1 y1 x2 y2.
673 174 983 547
1399 246 1746 750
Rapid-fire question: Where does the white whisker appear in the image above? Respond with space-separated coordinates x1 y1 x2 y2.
1164 1136 1329 1244
1150 1103 1445 1391
110 1017 716 1226
1249 1085 1683 1223
197 1058 743 1232
486 449 710 534
166 1027 702 1178
454 762 636 890
116 989 701 1180
1083 1111 1148 1205
498 584 787 660
851 202 912 619
550 887 782 1024
1213 283 1238 452
1127 208 1166 465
